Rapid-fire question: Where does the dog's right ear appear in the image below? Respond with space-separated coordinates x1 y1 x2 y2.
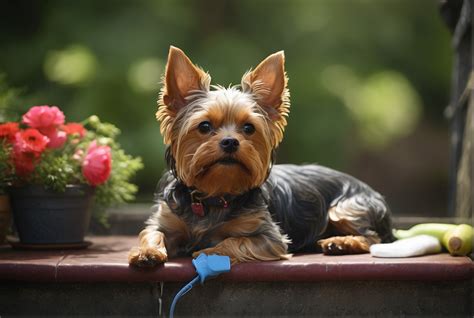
157 46 210 144
160 46 210 113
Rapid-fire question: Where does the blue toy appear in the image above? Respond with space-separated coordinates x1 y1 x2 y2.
169 254 231 318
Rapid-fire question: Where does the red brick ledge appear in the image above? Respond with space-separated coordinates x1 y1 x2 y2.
0 236 472 283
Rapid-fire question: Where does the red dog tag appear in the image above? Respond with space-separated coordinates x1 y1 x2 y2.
191 202 205 217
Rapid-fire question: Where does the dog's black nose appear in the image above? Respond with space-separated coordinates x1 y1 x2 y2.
220 137 239 153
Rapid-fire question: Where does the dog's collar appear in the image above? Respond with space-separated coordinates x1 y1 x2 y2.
189 190 235 217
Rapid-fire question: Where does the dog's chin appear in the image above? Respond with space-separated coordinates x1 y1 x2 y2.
216 157 240 166
190 158 255 196
204 157 251 175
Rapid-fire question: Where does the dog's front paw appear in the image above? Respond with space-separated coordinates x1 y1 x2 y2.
128 246 168 267
318 236 370 255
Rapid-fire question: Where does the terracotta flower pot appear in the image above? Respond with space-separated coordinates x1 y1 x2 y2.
8 185 95 244
0 194 12 244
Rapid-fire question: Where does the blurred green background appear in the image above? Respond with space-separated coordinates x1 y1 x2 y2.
0 0 452 216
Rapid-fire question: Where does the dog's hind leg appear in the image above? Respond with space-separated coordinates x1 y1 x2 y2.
318 194 394 255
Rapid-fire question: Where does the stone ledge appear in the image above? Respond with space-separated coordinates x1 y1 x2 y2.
0 236 472 283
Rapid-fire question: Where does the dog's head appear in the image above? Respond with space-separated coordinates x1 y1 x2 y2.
157 46 290 197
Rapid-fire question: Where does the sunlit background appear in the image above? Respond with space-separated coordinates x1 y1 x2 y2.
0 0 453 216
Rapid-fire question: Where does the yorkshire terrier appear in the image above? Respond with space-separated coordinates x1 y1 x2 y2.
129 46 394 267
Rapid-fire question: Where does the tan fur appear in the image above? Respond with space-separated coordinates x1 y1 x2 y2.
317 205 381 255
129 202 290 266
129 47 293 266
128 229 168 267
318 235 378 255
130 46 386 267
156 46 211 144
241 51 290 147
193 236 291 265
212 211 267 238
155 47 289 196
154 202 190 235
155 203 190 257
168 92 275 196
328 206 365 235
183 131 271 196
190 212 291 264
128 202 190 265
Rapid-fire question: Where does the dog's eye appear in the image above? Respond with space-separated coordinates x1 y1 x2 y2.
243 123 255 135
198 121 212 134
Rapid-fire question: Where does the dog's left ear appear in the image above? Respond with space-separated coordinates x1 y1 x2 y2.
242 51 290 146
241 51 290 122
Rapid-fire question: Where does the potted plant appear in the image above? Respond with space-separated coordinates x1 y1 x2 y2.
0 105 143 246
0 141 12 243
0 75 21 244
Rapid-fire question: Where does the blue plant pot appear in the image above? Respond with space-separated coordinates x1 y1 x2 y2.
8 185 95 244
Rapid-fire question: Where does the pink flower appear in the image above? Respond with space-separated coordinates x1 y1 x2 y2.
22 105 65 135
45 129 67 149
82 141 112 186
14 129 49 156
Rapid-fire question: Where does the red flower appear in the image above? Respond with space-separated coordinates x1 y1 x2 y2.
14 129 49 156
12 148 37 177
22 105 65 135
0 122 20 143
10 129 49 177
61 123 86 138
82 141 112 186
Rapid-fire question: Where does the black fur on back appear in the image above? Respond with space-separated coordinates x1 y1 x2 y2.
264 164 394 252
